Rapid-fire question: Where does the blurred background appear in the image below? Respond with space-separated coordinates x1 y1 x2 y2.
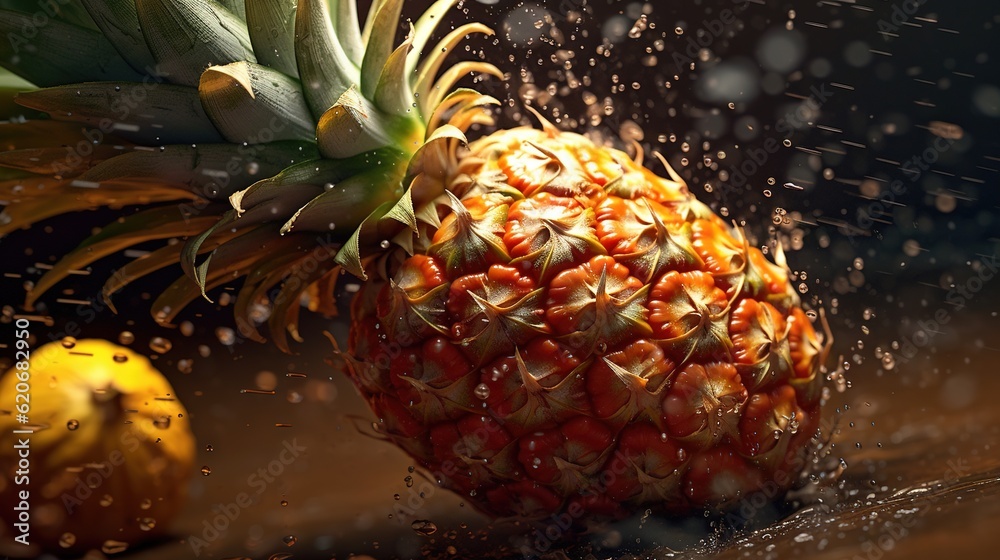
1 0 999 558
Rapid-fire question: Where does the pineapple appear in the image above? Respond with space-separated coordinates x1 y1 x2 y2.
0 0 829 525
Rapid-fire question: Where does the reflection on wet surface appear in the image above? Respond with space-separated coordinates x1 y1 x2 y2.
17 302 987 560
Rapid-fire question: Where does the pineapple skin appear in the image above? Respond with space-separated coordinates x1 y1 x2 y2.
346 126 826 521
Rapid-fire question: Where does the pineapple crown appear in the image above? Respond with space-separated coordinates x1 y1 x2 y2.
0 0 502 349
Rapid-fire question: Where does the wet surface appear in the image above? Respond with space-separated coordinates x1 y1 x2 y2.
2 297 996 560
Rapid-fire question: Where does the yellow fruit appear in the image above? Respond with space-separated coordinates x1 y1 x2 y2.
0 339 195 555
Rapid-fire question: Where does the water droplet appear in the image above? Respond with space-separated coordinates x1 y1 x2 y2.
177 359 194 374
474 383 491 400
180 321 195 337
113 352 128 363
881 354 895 370
149 336 172 354
100 494 113 507
153 416 171 429
102 540 129 554
205 444 214 452
201 465 212 476
411 519 438 536
216 327 236 346
404 475 414 487
61 336 76 349
283 535 297 547
380 240 391 249
66 419 79 431
139 517 156 531
59 533 76 548
140 498 152 510
118 331 135 345
280 499 289 507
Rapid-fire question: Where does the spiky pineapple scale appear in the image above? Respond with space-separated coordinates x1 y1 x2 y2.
348 125 825 519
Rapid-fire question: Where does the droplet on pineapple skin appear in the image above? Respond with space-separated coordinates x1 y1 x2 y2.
59 533 76 548
474 383 491 399
66 419 79 431
201 466 212 476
